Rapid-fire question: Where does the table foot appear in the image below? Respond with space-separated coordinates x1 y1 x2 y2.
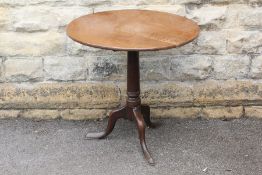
141 105 158 128
84 104 156 165
133 106 155 165
85 105 126 140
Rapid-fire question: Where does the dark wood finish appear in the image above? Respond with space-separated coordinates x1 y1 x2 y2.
85 51 156 165
67 9 200 165
67 9 200 51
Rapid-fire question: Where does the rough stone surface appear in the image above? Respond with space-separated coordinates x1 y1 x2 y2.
140 57 170 81
0 110 20 119
61 109 107 120
87 55 126 81
192 80 262 106
227 30 262 54
0 1 262 120
10 7 92 32
195 31 227 54
0 32 65 56
44 56 87 81
151 107 201 118
211 55 250 80
139 5 186 16
19 110 60 120
172 0 201 4
0 83 119 109
226 5 262 28
187 5 227 29
141 82 194 106
170 55 213 81
250 55 262 79
167 31 227 55
245 106 262 119
201 106 243 119
0 0 26 6
0 7 9 30
4 57 43 82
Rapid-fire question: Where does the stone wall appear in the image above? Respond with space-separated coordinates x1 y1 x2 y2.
0 0 261 120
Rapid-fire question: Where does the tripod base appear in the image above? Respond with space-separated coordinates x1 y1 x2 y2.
85 104 156 165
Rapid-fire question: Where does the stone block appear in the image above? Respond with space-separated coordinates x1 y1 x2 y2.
151 107 201 118
0 82 119 109
87 55 126 81
140 82 194 106
195 31 227 54
27 0 74 6
140 5 186 16
186 5 227 29
227 30 262 54
0 0 26 6
226 5 262 28
211 55 250 80
0 58 4 82
166 31 227 55
245 106 262 118
249 55 262 79
111 0 171 5
170 55 213 81
4 57 43 82
55 7 92 29
201 106 243 119
94 5 138 13
171 0 201 4
10 7 58 32
19 110 60 120
44 56 87 81
192 80 262 106
0 32 65 56
66 38 116 56
0 110 20 119
0 7 9 30
140 56 170 81
10 7 92 32
61 109 107 120
78 0 111 6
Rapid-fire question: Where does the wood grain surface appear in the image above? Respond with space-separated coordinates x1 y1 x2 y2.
66 9 200 51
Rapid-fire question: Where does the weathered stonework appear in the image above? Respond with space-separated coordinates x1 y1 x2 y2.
0 7 9 31
249 55 262 79
0 110 20 119
201 106 243 119
44 56 88 81
4 57 43 82
192 80 262 106
61 109 107 120
19 110 60 120
170 55 213 81
0 83 119 109
151 107 201 118
140 57 170 81
245 106 262 119
0 32 65 56
226 5 262 28
227 30 262 54
187 5 227 29
87 55 126 81
10 7 92 32
0 0 262 120
211 55 250 80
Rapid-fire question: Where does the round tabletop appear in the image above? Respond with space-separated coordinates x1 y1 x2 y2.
66 10 200 51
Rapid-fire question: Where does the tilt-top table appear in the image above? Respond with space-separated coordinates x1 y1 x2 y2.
67 9 200 165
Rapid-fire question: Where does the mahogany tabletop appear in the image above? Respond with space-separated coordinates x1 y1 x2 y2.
66 9 200 51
